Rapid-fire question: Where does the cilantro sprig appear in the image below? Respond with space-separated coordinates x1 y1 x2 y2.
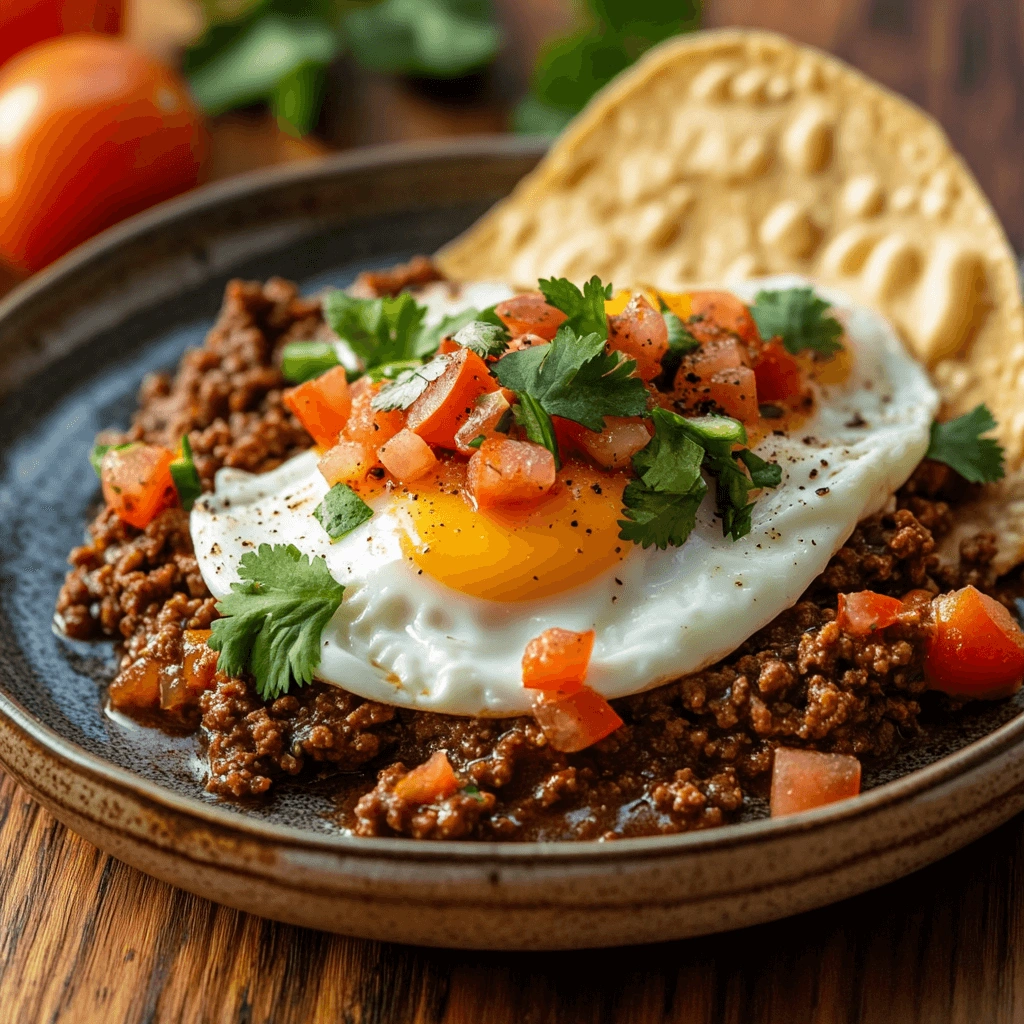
323 291 432 368
452 320 509 358
750 287 843 357
493 324 648 467
539 276 613 339
208 544 344 701
926 404 1005 484
371 353 451 411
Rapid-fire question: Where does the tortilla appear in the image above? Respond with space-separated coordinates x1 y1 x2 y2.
437 28 1024 572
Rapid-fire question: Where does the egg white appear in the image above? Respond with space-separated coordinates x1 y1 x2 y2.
191 275 939 715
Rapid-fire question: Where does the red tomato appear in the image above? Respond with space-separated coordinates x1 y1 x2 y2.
532 686 623 753
753 342 803 403
100 443 177 529
770 748 861 817
0 34 208 272
318 440 374 487
607 294 669 381
182 630 218 695
344 377 405 447
467 438 556 509
0 1 121 68
707 366 759 424
407 348 497 449
688 291 761 346
522 628 595 696
495 292 567 340
393 751 460 804
377 428 437 484
836 591 904 636
673 338 746 410
283 365 352 447
925 586 1024 699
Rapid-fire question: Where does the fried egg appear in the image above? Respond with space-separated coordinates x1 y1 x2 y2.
191 275 939 715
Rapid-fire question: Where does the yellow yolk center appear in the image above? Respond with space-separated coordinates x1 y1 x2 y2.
392 462 630 602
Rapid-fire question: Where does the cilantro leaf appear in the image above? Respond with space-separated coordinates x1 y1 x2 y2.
538 276 613 339
208 543 344 701
632 407 704 493
738 448 783 489
750 288 844 357
926 404 1005 484
493 325 647 432
415 307 481 359
314 483 374 540
618 478 707 550
452 320 509 358
169 435 202 512
513 393 561 468
371 353 451 411
323 291 429 367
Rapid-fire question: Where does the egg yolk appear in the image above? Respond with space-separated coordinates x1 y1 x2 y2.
392 461 630 602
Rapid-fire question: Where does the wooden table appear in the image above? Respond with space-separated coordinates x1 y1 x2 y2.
3 3 1024 1021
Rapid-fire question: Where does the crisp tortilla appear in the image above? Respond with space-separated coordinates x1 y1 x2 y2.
437 28 1024 573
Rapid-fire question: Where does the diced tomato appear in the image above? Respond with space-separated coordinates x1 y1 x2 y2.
407 348 498 449
283 365 351 447
495 292 567 340
393 750 460 804
673 337 746 407
569 416 652 470
707 366 759 424
101 443 177 529
505 332 549 354
532 686 623 752
344 376 405 447
607 294 669 381
753 342 803 403
378 428 437 483
836 591 904 637
182 629 218 695
770 748 862 817
438 337 460 354
688 291 761 346
467 438 556 510
925 586 1024 699
108 656 162 711
319 440 374 486
522 628 595 696
454 390 511 455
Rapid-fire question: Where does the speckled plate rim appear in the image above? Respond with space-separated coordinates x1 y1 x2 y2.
0 137 1022 872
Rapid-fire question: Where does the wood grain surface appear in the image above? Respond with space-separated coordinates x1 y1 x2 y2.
3 3 1024 1022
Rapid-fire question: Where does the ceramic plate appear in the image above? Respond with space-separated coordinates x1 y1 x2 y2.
2 138 1023 950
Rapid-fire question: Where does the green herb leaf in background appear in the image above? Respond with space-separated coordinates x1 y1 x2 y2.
749 288 844 357
323 290 429 367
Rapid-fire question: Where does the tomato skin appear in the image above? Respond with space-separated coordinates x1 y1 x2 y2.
407 348 498 449
0 34 208 272
393 751 460 804
283 365 351 447
836 591 904 637
0 1 121 68
688 291 761 347
467 438 556 510
925 586 1024 699
344 377 404 447
753 342 803 403
770 748 861 817
522 628 595 696
607 294 669 382
100 443 177 529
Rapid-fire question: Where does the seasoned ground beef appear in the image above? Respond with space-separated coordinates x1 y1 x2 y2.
54 266 1015 841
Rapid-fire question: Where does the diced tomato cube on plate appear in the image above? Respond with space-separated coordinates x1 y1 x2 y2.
378 428 437 483
770 747 861 817
283 364 351 447
344 376 404 446
836 591 904 636
495 292 567 340
407 348 498 448
925 586 1024 699
607 294 669 381
454 390 511 454
467 438 556 509
532 686 623 753
101 443 177 529
570 416 652 470
522 628 595 696
688 290 761 346
393 750 460 804
708 366 759 424
319 440 374 486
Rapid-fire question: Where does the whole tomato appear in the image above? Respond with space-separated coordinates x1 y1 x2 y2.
0 34 208 273
0 1 122 68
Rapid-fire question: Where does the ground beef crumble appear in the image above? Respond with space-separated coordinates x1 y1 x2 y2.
54 267 1016 841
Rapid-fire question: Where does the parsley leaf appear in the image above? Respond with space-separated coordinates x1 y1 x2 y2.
314 483 374 540
371 353 451 411
926 404 1005 484
323 291 429 368
493 325 648 432
452 320 509 358
539 276 613 339
208 543 344 701
750 287 843 357
169 436 202 512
